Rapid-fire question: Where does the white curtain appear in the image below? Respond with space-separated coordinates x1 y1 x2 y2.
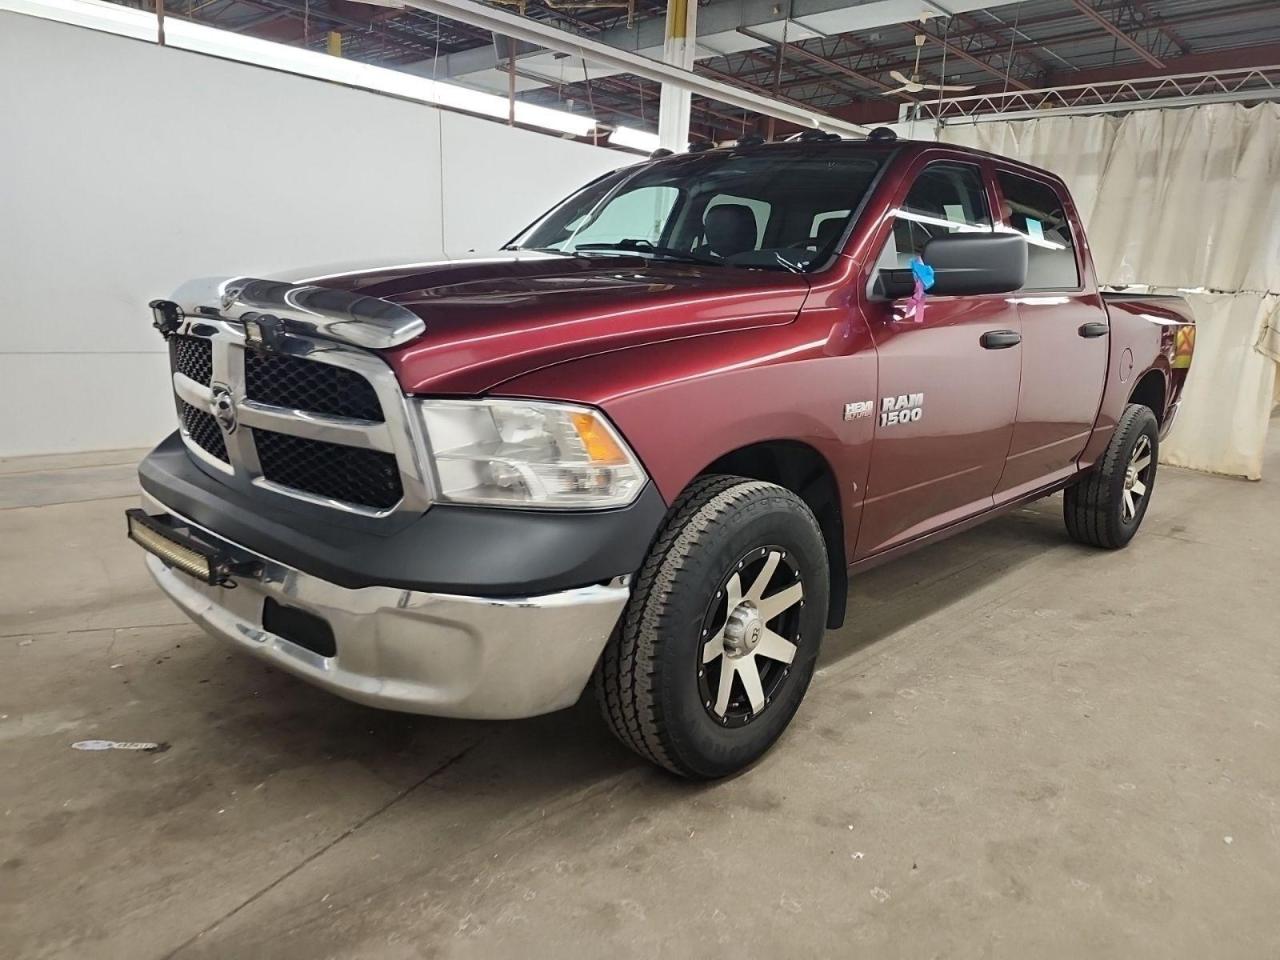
941 102 1280 479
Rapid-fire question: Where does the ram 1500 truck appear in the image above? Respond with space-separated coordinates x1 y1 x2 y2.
129 136 1195 778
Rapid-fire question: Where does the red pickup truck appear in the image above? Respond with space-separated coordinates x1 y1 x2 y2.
130 135 1194 778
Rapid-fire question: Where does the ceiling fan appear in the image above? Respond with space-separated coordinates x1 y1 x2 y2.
884 30 976 96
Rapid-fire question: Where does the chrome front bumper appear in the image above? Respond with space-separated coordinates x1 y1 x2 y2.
139 492 630 719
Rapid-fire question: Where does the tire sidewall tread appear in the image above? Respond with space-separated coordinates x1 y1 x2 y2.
595 475 829 779
1064 403 1159 549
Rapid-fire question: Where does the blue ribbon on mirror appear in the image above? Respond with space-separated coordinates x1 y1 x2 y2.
909 256 935 290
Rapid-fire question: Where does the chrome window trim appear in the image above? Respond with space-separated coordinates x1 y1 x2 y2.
167 317 433 518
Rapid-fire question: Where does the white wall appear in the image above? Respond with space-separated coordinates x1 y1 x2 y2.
0 12 627 456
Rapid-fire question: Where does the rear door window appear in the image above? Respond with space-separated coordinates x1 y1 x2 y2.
995 171 1080 290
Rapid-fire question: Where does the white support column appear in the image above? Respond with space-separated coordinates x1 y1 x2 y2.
657 0 697 151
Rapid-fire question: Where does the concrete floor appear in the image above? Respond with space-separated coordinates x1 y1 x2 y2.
2 427 1278 960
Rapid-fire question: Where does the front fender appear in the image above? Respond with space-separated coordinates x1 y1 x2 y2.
494 315 877 561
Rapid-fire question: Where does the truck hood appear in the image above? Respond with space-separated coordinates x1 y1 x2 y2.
288 251 811 395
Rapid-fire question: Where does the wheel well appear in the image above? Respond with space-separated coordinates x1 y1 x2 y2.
1129 369 1167 425
701 441 848 629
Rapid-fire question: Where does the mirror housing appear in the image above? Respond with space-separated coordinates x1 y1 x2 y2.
875 232 1028 299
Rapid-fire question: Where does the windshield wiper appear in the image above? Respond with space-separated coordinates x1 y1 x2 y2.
572 241 723 267
502 245 575 256
772 252 804 274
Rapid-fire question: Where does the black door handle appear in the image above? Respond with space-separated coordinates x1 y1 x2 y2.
1079 321 1109 338
980 329 1022 350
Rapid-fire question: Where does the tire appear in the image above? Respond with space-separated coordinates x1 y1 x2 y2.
1064 403 1159 549
594 475 830 779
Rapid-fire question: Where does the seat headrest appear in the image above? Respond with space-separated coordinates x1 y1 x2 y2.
814 217 845 253
703 204 758 259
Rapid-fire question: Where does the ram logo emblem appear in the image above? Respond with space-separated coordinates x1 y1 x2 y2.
211 383 238 434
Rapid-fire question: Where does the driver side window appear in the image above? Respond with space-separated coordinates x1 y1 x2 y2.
875 162 992 272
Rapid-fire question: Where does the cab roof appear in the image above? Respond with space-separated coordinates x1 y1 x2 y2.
641 135 1066 189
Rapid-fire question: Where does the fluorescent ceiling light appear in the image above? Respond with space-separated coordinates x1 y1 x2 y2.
1 0 154 37
2 0 597 139
608 126 661 153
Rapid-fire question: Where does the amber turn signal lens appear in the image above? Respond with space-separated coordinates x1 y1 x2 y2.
571 411 628 464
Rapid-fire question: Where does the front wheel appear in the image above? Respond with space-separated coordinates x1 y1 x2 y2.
594 475 830 779
1064 402 1159 549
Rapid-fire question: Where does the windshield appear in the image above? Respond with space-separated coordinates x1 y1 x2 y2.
508 147 887 273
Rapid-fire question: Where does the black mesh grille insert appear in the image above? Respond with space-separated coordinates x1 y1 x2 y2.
180 400 228 462
170 335 213 386
254 431 402 509
244 351 383 422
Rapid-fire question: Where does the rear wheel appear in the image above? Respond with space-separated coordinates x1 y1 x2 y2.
594 475 829 779
1064 403 1159 549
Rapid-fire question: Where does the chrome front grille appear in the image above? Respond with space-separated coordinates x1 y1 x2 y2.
178 399 228 463
245 350 384 422
170 334 213 386
255 431 403 509
166 319 431 517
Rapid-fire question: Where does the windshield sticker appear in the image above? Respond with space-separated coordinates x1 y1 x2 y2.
1024 218 1045 241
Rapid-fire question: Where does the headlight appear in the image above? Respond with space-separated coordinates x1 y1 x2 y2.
414 398 647 509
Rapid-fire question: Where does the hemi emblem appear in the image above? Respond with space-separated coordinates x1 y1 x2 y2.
844 401 874 421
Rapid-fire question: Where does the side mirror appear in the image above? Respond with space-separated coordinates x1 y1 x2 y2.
874 233 1028 299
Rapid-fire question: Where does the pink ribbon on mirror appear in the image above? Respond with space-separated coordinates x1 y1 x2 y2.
901 256 935 324
903 278 928 323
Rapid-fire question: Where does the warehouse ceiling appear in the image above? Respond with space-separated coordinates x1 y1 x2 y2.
111 0 1280 138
